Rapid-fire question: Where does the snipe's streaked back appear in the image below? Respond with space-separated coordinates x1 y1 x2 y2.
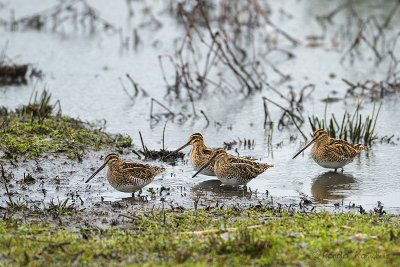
292 129 368 172
85 154 165 195
165 133 256 176
192 148 274 186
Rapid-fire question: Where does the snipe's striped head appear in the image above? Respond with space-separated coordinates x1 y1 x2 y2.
187 133 204 145
104 153 120 166
312 129 329 140
165 133 204 159
292 129 329 159
86 153 120 183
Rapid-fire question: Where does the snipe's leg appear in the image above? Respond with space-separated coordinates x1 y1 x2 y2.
341 168 344 173
334 168 337 173
132 192 135 198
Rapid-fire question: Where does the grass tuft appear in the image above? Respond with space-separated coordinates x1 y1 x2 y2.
308 102 381 145
0 90 132 159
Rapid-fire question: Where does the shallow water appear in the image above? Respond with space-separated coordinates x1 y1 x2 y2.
1 0 400 213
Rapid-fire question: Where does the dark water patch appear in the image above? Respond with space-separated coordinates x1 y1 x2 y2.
0 64 28 84
0 61 42 86
0 43 43 85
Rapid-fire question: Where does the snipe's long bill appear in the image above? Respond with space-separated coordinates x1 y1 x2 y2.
86 154 165 194
292 129 368 172
193 148 274 186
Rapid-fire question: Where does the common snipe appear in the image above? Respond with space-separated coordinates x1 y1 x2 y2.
165 133 217 176
166 133 255 176
292 129 368 172
85 154 165 195
192 148 274 186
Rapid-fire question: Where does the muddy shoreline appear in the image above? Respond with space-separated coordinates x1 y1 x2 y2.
0 144 391 227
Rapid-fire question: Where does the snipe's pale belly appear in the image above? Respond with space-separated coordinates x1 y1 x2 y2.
219 177 247 186
314 159 353 169
216 172 249 186
108 179 151 193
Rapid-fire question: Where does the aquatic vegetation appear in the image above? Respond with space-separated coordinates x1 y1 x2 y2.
135 131 184 163
152 0 308 127
308 103 381 145
0 207 399 265
317 2 400 99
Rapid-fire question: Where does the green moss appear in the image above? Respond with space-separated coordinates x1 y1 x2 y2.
0 110 132 159
0 208 399 266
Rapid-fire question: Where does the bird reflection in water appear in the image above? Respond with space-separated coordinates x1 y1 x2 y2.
311 172 357 204
191 180 252 199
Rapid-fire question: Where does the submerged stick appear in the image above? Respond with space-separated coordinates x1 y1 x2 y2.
200 110 209 127
150 98 175 119
139 131 148 156
263 97 270 129
262 97 303 123
119 77 134 101
126 74 139 97
288 112 307 141
162 119 169 151
383 0 400 28
265 19 298 46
